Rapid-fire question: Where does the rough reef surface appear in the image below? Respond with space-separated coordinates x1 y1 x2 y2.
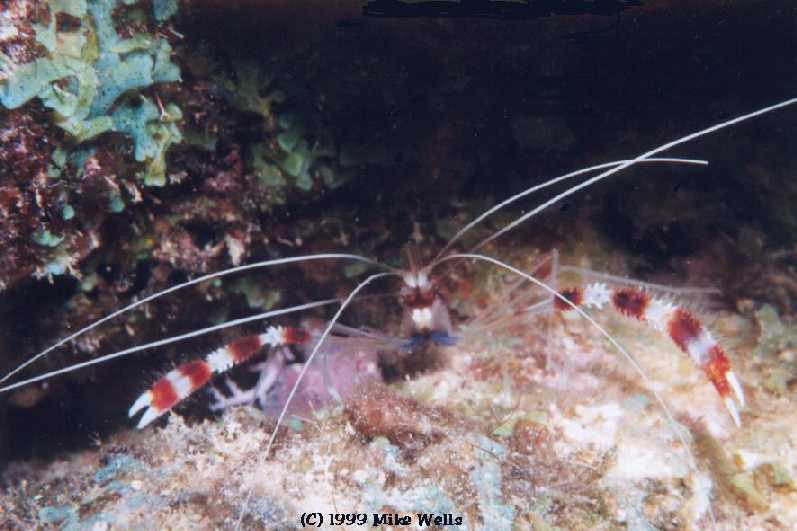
2 245 797 529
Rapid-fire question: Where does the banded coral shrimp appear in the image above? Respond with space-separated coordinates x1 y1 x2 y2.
1 97 795 529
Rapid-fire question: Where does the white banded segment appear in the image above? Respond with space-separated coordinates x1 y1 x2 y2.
684 330 718 366
641 297 677 332
554 282 745 426
129 325 307 429
206 327 288 373
583 283 611 309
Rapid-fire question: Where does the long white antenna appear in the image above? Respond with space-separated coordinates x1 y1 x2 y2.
439 252 696 467
0 299 340 394
236 271 397 528
1 253 392 386
470 97 797 252
433 157 708 264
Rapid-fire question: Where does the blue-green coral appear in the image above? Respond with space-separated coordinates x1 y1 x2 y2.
219 60 344 199
0 0 182 186
113 97 183 186
249 107 340 196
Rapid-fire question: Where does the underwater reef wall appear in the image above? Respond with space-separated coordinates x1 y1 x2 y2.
0 0 181 288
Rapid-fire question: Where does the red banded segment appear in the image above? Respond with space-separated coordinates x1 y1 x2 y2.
129 326 297 429
666 308 703 354
554 282 745 425
704 345 732 397
665 308 736 399
229 335 265 362
180 360 213 389
134 360 214 427
284 327 310 345
554 287 584 312
611 288 650 320
150 376 180 412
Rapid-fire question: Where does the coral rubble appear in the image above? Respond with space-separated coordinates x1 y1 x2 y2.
3 240 797 529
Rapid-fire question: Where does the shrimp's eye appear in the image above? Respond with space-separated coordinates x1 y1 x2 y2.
400 289 419 307
418 284 437 305
400 272 437 309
